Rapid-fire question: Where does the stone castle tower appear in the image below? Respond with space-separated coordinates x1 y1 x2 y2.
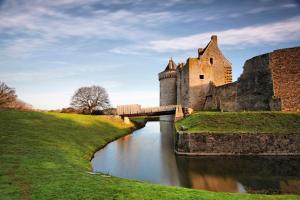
158 59 177 106
159 35 232 110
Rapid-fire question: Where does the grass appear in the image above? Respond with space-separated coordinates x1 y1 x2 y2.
129 117 146 124
1 109 299 200
130 116 160 123
175 112 300 134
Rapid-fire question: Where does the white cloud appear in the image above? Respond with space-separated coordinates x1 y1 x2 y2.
0 4 174 38
0 2 175 56
0 64 121 82
1 0 298 57
109 47 149 55
281 3 298 8
146 16 300 52
247 7 270 14
0 70 77 82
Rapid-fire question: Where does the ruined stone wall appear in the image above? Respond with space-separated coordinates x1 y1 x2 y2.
270 47 300 112
236 53 274 111
159 71 177 106
203 46 300 112
233 46 300 112
204 82 237 111
175 132 300 155
159 36 298 112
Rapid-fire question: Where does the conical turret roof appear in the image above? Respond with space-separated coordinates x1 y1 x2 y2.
164 58 177 71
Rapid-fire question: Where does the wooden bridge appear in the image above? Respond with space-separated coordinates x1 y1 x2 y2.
116 104 184 120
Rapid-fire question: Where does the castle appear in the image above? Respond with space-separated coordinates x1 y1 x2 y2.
159 35 300 112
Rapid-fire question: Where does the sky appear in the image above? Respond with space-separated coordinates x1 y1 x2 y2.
0 0 300 110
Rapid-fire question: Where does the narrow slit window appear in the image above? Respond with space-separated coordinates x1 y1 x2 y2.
200 75 204 79
210 58 213 64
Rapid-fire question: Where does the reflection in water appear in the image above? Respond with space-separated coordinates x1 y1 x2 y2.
91 120 300 194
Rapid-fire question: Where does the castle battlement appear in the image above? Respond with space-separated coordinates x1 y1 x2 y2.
158 71 177 81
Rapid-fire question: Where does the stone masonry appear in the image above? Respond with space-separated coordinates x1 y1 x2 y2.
175 132 300 155
158 35 300 112
270 47 300 112
206 47 300 112
159 59 177 106
159 35 232 111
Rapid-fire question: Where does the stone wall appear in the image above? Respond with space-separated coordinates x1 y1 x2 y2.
204 82 237 111
236 53 274 111
160 115 175 121
200 35 232 86
175 132 300 155
176 63 189 108
203 47 300 112
158 35 299 112
270 47 300 112
188 58 211 110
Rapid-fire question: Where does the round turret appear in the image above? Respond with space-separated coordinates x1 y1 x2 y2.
158 58 177 106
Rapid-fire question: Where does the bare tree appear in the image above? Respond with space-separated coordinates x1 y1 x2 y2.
70 85 110 114
0 81 17 107
6 99 33 111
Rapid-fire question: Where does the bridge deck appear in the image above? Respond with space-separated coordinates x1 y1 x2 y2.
117 105 177 116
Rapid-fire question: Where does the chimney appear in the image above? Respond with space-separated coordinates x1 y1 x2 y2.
211 35 217 44
198 48 203 59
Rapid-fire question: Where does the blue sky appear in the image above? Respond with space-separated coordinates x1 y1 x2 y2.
0 0 300 110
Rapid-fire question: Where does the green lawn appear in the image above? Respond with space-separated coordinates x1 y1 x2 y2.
1 109 299 200
176 112 300 134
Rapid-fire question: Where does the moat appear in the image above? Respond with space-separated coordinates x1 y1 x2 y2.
92 120 300 194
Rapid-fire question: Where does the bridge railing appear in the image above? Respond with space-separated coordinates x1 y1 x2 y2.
116 104 177 115
116 104 142 115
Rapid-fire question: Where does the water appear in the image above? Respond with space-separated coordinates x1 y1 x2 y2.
91 120 300 194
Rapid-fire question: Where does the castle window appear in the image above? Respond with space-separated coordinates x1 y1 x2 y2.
200 75 204 79
210 58 213 64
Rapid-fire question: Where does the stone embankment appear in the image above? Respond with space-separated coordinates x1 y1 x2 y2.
175 132 300 155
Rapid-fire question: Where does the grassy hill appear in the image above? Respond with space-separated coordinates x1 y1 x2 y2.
176 112 300 134
0 109 299 200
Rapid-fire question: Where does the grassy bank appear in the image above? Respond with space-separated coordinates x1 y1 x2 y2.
176 112 300 134
129 117 146 124
130 116 160 123
1 110 299 199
